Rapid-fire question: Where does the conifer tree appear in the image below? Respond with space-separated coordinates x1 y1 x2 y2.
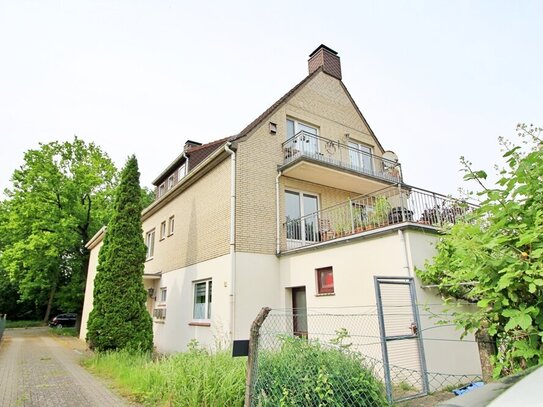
86 155 153 351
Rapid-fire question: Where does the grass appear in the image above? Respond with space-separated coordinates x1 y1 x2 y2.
49 327 79 337
82 347 246 406
6 320 45 328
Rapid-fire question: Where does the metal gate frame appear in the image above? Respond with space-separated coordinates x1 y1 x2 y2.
374 276 429 403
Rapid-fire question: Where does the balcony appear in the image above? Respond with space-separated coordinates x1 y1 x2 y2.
282 185 477 252
280 132 403 195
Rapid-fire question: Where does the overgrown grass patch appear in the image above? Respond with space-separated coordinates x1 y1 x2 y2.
82 346 246 406
49 327 78 337
6 320 45 328
254 336 388 407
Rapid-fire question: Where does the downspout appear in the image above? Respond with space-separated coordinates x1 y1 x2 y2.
276 171 282 255
398 229 412 277
224 143 237 339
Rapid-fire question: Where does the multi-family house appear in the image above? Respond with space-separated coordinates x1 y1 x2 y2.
80 45 482 387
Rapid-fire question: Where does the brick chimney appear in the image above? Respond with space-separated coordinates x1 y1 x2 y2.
308 44 342 80
184 140 202 152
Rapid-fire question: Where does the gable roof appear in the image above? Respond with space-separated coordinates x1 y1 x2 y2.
232 67 385 153
152 64 387 185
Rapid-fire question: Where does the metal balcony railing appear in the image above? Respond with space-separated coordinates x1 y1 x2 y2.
283 185 477 251
282 131 403 183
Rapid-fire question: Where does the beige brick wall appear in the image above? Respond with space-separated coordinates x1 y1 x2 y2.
236 71 387 254
143 158 231 274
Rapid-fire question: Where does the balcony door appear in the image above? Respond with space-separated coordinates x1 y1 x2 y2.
348 141 373 174
285 190 319 246
287 119 319 156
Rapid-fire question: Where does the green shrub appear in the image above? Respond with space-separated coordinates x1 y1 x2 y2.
254 336 387 407
83 346 246 406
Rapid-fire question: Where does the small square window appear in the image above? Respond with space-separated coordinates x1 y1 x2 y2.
160 221 166 240
168 216 175 236
316 267 334 294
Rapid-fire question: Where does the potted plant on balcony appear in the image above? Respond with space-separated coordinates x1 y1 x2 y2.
366 196 391 230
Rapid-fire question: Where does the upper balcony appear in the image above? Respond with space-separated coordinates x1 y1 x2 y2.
282 185 477 252
280 131 403 195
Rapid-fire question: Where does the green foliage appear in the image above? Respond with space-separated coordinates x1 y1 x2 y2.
49 327 78 337
0 137 117 321
417 124 543 377
86 156 153 352
82 347 246 406
254 336 387 407
5 320 45 328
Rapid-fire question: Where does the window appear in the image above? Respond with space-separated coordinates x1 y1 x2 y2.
168 216 175 236
316 267 334 294
145 229 155 259
286 118 319 155
167 175 175 190
348 141 373 173
285 190 319 242
159 287 167 302
160 221 166 240
158 183 166 198
193 280 212 320
178 163 187 181
153 308 166 321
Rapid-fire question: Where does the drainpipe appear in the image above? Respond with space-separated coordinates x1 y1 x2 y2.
224 143 237 339
398 229 412 277
276 171 282 255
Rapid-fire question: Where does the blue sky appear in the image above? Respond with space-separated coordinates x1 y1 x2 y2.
1 1 541 195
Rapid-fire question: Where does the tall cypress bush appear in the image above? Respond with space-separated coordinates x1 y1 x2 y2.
86 155 153 351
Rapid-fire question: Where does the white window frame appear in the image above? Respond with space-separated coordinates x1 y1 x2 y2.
159 287 167 303
286 118 319 155
168 215 175 236
145 229 155 259
158 183 166 198
178 163 187 181
285 189 320 245
160 221 166 240
167 175 175 190
192 279 212 321
348 140 374 173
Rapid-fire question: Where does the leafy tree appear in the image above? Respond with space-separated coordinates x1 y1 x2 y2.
86 155 153 352
418 124 543 378
0 138 117 322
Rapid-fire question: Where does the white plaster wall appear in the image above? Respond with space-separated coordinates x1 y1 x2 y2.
233 253 281 340
80 241 102 341
405 230 482 386
152 253 232 353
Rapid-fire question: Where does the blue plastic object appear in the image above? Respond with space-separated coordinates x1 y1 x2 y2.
452 381 485 396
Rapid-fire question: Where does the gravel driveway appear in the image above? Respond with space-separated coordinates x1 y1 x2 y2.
0 327 130 406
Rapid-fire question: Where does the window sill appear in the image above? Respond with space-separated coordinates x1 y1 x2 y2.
154 320 165 324
189 321 211 327
316 292 335 297
159 237 165 241
145 257 154 262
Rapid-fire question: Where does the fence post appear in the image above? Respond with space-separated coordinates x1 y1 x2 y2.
245 307 271 407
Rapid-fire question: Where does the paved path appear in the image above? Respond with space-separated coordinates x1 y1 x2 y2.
0 327 131 407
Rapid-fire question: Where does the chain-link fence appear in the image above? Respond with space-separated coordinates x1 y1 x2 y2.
246 307 482 406
0 314 7 342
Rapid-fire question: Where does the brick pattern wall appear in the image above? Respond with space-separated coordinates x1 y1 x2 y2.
236 71 385 254
143 158 231 274
308 48 342 80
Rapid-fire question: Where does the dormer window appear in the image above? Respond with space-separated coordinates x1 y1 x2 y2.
158 183 166 198
167 175 175 190
178 163 187 181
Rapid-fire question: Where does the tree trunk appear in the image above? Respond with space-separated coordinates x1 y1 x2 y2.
43 282 57 323
475 323 496 382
